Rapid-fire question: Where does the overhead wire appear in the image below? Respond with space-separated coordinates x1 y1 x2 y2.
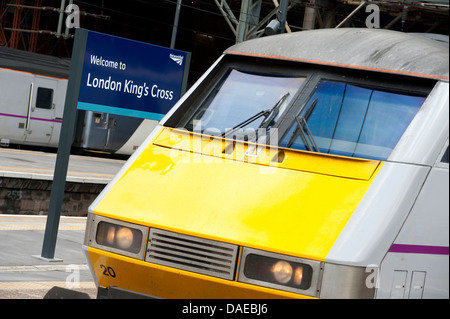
163 0 306 37
74 0 303 42
74 0 238 42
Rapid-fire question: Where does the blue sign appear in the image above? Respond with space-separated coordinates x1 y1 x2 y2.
77 30 189 120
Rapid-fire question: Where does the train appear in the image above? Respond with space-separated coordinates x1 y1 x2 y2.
0 46 157 155
81 28 448 299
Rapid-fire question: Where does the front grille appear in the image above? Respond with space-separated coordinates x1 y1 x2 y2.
145 228 238 280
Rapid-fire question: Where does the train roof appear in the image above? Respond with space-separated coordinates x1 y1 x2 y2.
0 46 70 79
225 28 449 81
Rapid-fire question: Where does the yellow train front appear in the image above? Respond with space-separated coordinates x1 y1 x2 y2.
83 29 449 299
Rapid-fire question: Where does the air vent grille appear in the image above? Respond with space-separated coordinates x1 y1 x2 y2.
145 228 238 280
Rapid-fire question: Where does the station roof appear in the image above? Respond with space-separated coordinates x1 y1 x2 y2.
0 46 70 79
226 28 449 81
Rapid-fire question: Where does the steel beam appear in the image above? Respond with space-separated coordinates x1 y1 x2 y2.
215 0 302 43
29 0 42 52
10 0 24 49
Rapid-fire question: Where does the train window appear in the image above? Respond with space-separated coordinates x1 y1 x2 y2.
36 87 54 110
185 69 306 141
441 146 449 164
280 80 426 161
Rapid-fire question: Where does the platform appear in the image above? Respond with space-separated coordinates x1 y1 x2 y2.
0 214 96 299
0 149 126 297
0 147 125 183
0 148 125 215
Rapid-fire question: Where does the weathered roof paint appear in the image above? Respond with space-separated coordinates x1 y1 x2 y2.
226 28 449 81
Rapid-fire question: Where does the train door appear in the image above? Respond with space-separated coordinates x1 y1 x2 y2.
23 75 59 145
0 68 34 146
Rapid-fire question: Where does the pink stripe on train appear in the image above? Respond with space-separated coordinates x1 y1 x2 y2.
389 244 449 255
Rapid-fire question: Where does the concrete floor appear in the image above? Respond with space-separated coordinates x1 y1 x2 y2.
0 215 96 299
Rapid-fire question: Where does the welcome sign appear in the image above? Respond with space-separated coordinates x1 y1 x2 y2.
41 28 191 260
76 30 190 120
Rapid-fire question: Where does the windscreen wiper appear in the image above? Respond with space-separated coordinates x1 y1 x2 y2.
259 92 290 129
222 92 290 138
285 98 320 152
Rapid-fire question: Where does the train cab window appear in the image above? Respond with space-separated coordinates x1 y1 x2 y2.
279 80 426 161
441 146 449 164
36 87 54 110
185 69 306 141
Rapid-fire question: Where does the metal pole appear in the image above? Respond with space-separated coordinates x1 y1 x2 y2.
29 0 42 52
56 0 66 38
10 0 23 49
236 0 250 43
39 28 88 260
274 0 289 34
335 1 366 28
303 4 316 30
170 0 182 49
266 0 289 35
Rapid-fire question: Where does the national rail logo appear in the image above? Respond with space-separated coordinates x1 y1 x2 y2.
170 53 184 66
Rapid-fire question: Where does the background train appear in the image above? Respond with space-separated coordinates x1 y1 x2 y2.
0 45 158 155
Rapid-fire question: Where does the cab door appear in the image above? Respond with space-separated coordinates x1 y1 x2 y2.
24 75 59 145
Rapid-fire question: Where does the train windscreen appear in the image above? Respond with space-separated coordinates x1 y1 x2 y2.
185 69 306 141
279 80 426 160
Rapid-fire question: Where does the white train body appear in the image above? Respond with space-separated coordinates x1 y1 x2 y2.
325 81 449 298
0 56 67 147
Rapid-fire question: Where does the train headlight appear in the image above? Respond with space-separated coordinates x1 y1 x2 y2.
238 247 323 297
96 221 143 254
115 226 134 250
271 260 305 285
243 254 312 289
86 215 149 259
271 261 293 284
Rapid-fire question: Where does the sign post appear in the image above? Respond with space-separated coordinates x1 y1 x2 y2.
38 28 88 260
37 28 190 260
